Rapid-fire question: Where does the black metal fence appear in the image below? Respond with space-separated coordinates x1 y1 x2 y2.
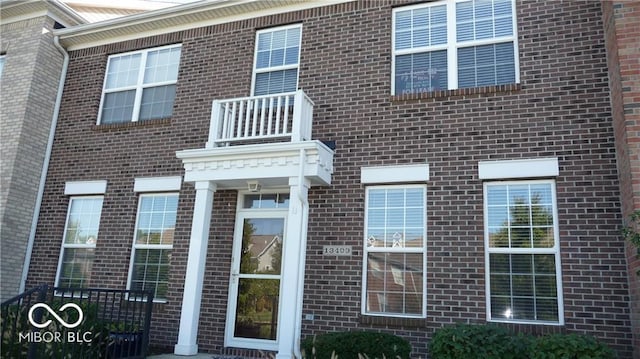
1 285 153 359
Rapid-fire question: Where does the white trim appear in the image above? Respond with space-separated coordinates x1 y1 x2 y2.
224 202 288 351
64 180 107 195
361 164 430 184
478 158 559 180
177 140 334 189
134 176 182 192
55 0 352 51
483 180 564 325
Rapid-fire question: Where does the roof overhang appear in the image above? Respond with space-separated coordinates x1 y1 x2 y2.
53 0 354 51
0 0 87 27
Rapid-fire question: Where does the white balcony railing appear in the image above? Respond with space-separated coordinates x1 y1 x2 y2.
207 90 314 148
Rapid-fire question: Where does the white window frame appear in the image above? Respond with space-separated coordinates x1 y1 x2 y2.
361 184 427 319
126 192 179 302
483 179 564 325
55 196 104 289
391 0 520 94
97 44 181 125
251 23 302 96
0 54 5 78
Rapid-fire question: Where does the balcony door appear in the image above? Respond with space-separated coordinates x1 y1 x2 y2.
225 193 288 351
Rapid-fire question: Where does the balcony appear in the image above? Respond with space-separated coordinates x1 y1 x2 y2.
177 90 333 189
207 90 313 148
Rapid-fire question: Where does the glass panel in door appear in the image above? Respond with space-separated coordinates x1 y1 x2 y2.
233 217 284 341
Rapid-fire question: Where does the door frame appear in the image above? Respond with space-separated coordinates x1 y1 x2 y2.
224 191 289 351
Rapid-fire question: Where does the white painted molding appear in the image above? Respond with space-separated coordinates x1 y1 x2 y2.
177 140 334 189
64 180 107 195
360 164 430 184
134 176 182 192
478 158 559 180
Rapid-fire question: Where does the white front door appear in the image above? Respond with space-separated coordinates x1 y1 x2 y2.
225 193 289 351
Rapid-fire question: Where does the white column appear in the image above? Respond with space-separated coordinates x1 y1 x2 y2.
276 177 310 359
174 181 216 356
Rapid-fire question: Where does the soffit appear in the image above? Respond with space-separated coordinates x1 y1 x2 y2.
0 0 87 27
53 0 353 51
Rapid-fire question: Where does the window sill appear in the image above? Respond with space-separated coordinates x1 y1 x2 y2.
390 83 520 102
92 118 172 131
359 314 426 328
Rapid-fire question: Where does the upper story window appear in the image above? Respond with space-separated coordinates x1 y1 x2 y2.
98 44 182 125
252 24 301 96
392 0 518 94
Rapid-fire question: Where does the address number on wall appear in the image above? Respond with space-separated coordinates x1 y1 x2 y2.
323 245 352 256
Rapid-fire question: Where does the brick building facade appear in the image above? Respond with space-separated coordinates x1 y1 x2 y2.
22 0 638 357
0 1 84 302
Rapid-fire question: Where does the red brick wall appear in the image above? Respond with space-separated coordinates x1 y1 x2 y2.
603 1 640 357
28 0 634 357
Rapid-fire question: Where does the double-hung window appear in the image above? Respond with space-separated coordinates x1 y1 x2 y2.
128 193 178 301
252 24 301 96
484 180 563 324
56 196 104 288
98 44 181 124
362 185 427 318
392 0 518 94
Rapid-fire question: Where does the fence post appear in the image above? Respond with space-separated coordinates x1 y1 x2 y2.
207 100 221 148
141 290 154 357
291 90 304 142
26 284 48 359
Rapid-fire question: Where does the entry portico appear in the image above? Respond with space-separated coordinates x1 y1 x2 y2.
174 90 333 358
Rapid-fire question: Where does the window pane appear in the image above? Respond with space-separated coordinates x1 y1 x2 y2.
130 248 171 299
144 46 181 84
395 51 447 94
64 198 103 244
365 252 423 316
395 5 448 50
106 53 141 89
101 90 135 124
58 248 96 288
457 0 513 42
488 252 559 322
254 69 297 96
458 43 515 89
139 84 176 121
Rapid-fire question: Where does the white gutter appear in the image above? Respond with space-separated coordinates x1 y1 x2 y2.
294 148 308 359
20 35 69 293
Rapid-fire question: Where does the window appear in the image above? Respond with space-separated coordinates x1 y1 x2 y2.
128 193 178 301
252 24 301 96
98 44 181 124
0 55 5 77
362 185 426 318
392 0 518 94
484 180 563 324
56 197 104 288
